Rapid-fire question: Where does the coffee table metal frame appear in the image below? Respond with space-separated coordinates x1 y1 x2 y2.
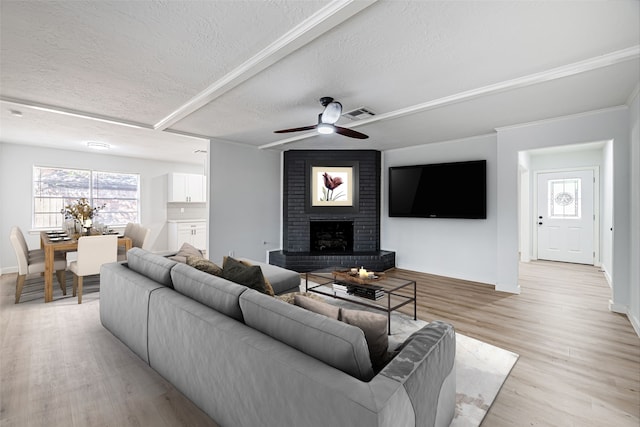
305 269 417 334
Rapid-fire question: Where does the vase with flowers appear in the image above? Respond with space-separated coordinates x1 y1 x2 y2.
61 198 106 237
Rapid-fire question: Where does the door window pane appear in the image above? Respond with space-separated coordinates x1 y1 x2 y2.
548 178 581 219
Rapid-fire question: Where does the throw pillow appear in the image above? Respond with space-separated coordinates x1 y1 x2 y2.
222 256 268 295
186 255 223 276
169 242 203 263
294 295 340 320
239 259 275 296
340 308 389 372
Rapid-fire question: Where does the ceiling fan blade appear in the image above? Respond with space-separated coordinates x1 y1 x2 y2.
334 126 369 139
274 125 317 134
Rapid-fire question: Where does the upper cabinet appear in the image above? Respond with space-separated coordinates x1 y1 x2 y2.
168 173 207 202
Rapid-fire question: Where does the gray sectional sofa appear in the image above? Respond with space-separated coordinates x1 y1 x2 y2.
99 248 456 427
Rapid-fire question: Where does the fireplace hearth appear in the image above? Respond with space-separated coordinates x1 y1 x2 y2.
310 221 353 253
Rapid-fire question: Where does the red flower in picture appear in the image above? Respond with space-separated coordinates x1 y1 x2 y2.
321 172 345 201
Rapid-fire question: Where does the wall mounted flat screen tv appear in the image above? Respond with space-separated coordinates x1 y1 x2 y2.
389 160 486 219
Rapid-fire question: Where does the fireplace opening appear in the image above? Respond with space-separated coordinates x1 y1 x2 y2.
310 221 354 253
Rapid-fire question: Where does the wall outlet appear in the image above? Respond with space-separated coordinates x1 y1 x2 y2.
180 207 184 213
228 250 234 257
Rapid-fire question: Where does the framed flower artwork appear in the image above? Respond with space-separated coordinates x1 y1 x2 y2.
306 161 359 213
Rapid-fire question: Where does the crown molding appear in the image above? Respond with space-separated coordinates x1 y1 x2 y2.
495 105 628 133
0 97 152 129
627 82 640 106
153 0 377 131
260 45 640 149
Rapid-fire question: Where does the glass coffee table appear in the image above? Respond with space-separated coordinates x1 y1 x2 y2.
305 268 416 334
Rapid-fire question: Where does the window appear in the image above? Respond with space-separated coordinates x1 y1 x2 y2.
548 178 581 219
33 166 139 228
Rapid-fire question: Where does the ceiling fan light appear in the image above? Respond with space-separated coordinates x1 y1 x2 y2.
317 123 334 134
321 101 342 124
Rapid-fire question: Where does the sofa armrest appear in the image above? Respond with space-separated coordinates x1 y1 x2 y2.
378 321 456 427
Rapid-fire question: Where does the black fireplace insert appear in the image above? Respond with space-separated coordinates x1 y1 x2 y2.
309 221 354 253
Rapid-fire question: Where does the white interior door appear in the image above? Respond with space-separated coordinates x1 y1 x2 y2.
537 170 594 264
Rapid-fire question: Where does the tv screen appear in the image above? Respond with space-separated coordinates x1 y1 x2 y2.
389 160 486 219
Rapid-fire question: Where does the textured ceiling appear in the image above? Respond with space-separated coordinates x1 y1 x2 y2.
1 0 638 164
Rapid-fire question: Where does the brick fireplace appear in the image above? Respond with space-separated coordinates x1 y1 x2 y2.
269 149 395 272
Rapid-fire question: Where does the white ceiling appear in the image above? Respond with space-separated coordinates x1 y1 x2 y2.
1 0 638 164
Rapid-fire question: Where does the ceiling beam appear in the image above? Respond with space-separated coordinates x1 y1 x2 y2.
259 45 640 150
0 97 153 130
154 0 378 131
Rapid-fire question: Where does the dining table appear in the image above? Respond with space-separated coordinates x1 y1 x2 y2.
40 231 132 303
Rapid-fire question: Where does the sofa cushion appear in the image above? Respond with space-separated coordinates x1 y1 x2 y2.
239 257 300 295
239 289 374 381
171 263 246 322
222 256 268 295
169 242 203 263
340 308 389 372
294 295 340 320
187 255 223 277
127 247 177 288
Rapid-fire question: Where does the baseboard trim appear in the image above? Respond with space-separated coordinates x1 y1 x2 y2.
495 283 521 295
609 300 628 314
609 301 640 338
600 264 612 288
0 266 18 276
630 312 640 338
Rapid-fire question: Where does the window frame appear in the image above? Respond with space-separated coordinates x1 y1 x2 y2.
32 165 140 229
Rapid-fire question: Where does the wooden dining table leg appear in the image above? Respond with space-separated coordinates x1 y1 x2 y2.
44 245 55 303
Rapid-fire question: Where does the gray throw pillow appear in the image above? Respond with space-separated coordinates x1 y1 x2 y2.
294 295 340 320
340 308 389 371
222 256 268 295
186 255 223 276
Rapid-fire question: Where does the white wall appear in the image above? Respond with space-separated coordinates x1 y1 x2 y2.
208 140 281 264
496 107 631 302
382 134 498 285
628 89 640 336
0 142 203 273
601 141 614 282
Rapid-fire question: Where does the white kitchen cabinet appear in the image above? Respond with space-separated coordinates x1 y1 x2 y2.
168 220 207 251
168 173 206 202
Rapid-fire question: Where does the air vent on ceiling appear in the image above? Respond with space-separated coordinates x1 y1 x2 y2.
342 106 375 121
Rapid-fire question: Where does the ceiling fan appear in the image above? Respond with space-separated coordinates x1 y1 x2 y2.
274 97 369 139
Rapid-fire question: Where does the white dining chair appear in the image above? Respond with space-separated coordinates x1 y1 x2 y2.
69 235 117 304
117 223 150 261
10 226 67 303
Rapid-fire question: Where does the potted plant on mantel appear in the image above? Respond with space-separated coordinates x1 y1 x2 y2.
61 198 106 238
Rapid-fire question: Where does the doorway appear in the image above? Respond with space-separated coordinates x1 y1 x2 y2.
535 168 598 265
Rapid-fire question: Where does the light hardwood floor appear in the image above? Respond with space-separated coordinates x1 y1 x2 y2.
1 261 638 426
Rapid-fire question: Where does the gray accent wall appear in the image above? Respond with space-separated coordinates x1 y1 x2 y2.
208 139 281 264
629 90 640 336
382 134 499 285
496 106 632 307
382 105 639 337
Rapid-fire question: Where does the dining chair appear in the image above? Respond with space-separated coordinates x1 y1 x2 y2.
10 226 67 303
117 223 150 261
69 235 117 304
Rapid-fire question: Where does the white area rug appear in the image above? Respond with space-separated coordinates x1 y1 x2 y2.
301 283 519 427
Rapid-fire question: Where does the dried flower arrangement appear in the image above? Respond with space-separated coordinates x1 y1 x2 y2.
61 197 106 226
